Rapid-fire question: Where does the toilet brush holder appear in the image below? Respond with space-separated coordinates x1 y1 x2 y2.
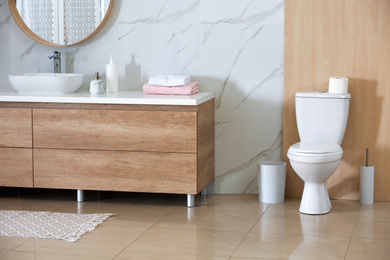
360 148 374 205
360 165 374 204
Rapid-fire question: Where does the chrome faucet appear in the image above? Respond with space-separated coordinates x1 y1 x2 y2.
46 51 61 73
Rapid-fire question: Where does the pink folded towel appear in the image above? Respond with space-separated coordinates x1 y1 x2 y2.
143 81 199 95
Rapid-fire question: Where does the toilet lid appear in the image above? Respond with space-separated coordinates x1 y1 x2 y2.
288 142 342 156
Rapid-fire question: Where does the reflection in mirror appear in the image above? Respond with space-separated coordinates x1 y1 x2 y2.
13 0 112 46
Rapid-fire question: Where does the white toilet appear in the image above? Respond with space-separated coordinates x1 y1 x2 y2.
287 91 350 214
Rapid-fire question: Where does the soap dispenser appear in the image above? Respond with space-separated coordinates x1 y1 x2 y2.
89 72 104 94
106 55 118 93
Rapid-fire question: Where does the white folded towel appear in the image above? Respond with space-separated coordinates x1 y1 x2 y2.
149 75 191 86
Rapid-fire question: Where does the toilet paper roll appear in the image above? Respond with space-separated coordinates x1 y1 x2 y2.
360 165 374 205
329 77 348 93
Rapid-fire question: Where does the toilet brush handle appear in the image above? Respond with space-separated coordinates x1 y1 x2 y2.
366 148 369 166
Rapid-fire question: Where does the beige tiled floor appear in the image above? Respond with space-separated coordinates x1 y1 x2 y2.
0 189 390 259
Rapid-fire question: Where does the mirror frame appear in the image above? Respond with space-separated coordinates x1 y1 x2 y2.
8 0 114 47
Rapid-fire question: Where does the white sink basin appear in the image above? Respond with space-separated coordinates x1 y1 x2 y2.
8 73 84 94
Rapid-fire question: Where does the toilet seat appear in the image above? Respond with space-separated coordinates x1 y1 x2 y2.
287 142 343 163
289 142 342 156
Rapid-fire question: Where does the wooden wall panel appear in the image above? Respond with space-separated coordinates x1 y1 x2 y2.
284 0 390 200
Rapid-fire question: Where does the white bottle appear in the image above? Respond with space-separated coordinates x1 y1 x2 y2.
89 72 104 94
106 55 118 93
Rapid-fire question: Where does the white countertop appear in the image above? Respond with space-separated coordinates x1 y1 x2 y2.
0 89 214 106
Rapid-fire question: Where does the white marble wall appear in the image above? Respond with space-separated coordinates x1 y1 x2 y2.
0 0 284 194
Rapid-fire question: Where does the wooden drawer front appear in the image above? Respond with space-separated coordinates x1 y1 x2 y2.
0 148 33 187
34 149 198 194
33 109 197 153
0 108 32 147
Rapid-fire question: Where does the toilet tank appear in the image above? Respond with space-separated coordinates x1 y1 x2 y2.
295 91 351 144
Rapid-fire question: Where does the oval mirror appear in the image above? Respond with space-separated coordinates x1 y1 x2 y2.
9 0 114 47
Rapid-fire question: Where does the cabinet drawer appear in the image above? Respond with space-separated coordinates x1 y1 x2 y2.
34 149 198 194
0 148 33 187
0 108 32 147
33 109 197 153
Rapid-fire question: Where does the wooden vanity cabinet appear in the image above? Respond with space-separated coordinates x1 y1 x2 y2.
0 108 33 187
0 99 214 197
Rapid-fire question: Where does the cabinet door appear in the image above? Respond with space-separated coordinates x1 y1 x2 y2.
34 149 198 194
0 108 32 147
33 109 197 153
0 148 33 187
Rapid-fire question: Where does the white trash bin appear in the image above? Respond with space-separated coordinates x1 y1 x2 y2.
258 161 286 203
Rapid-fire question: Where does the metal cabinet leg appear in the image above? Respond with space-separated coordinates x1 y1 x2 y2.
187 194 195 207
77 189 84 203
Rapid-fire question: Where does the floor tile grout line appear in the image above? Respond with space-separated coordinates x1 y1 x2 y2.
228 203 271 259
111 205 176 260
2 237 33 258
343 207 360 260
